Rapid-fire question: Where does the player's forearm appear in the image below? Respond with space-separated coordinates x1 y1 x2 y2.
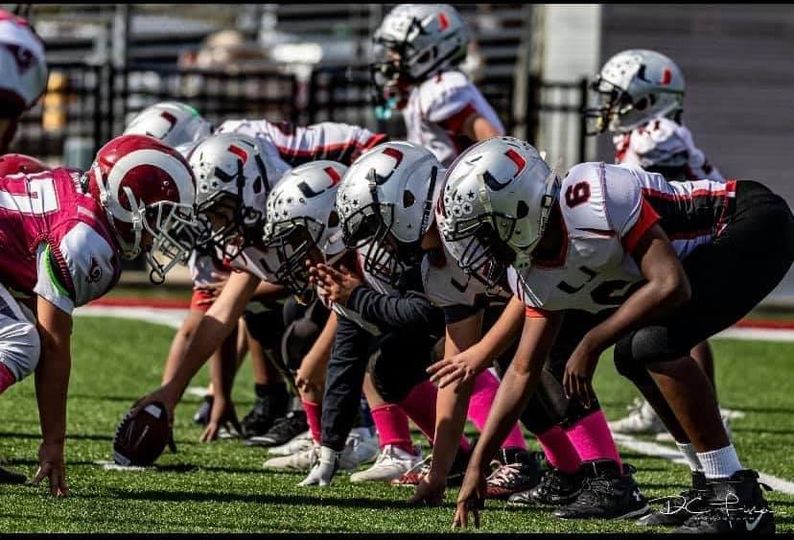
35 338 71 446
429 381 474 483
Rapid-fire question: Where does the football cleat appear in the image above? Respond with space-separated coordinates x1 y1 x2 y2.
245 410 309 447
263 443 320 472
0 465 25 485
192 394 213 426
240 385 290 439
675 469 775 534
608 398 666 435
508 467 585 507
391 446 470 487
345 427 380 468
267 430 314 457
350 444 423 483
638 471 709 527
553 460 650 520
263 428 377 473
486 448 543 500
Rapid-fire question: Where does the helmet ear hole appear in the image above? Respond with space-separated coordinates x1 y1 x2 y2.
328 210 339 228
253 176 263 194
403 190 415 208
516 200 529 219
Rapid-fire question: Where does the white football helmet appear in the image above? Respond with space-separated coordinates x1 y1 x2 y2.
261 161 348 297
585 49 685 135
336 141 442 284
437 136 559 287
124 101 213 148
0 10 48 117
189 132 285 260
371 4 469 117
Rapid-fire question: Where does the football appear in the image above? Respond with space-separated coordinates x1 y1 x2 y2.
112 402 173 467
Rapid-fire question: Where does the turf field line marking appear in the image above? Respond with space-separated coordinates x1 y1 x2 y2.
714 327 794 343
74 306 188 329
611 433 794 495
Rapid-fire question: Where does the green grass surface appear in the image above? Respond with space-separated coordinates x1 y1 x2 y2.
1 317 793 533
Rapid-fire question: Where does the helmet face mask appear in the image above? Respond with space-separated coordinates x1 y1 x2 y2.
262 216 326 299
145 201 198 283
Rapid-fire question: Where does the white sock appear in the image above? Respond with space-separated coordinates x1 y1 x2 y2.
698 445 742 479
676 442 703 472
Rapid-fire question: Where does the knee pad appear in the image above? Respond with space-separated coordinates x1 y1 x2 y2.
368 338 431 404
614 325 685 381
0 318 40 382
281 318 323 373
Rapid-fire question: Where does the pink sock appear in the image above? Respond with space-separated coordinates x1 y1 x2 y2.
0 364 14 394
469 370 527 450
370 404 413 453
399 379 471 452
537 425 582 474
565 409 623 470
301 400 322 443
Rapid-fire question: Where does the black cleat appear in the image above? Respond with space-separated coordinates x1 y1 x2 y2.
675 469 775 534
486 448 543 500
245 410 308 448
0 465 25 484
638 471 709 527
509 466 584 507
552 460 650 520
192 394 213 426
240 384 290 439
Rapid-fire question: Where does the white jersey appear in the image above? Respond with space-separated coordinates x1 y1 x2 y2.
216 118 387 168
404 69 505 167
0 12 47 112
509 162 737 314
187 251 230 289
613 117 724 182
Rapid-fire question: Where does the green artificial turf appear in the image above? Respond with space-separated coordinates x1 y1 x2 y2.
0 317 792 533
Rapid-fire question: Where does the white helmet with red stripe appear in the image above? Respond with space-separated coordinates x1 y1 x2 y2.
437 136 559 286
585 49 685 135
262 161 347 295
189 132 286 259
335 141 442 284
84 134 198 282
0 9 47 117
124 101 213 148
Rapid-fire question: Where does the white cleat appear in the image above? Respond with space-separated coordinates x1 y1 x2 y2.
609 398 666 435
263 443 320 472
341 427 380 470
349 444 423 483
267 430 314 457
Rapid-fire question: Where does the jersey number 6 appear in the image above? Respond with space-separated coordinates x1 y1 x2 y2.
565 181 590 208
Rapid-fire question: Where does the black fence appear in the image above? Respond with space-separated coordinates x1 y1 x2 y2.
11 61 588 165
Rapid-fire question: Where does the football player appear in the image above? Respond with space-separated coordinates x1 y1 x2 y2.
370 4 503 167
437 137 793 533
124 102 389 444
333 141 642 512
585 49 727 443
0 134 198 496
0 9 47 153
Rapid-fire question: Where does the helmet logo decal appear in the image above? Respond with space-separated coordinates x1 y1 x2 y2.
383 147 404 168
227 144 248 162
660 67 672 85
438 12 449 31
482 170 510 192
324 166 342 185
504 149 526 174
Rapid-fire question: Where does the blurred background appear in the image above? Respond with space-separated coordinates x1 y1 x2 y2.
5 3 794 303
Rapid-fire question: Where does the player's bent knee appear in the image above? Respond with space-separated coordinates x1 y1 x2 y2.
368 352 428 404
614 326 686 380
0 320 41 383
282 319 321 373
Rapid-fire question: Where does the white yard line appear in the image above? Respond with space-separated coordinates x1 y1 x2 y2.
612 433 794 495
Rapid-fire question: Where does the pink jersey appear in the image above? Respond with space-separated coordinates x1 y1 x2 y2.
404 69 505 167
613 117 724 182
0 168 121 314
509 162 735 314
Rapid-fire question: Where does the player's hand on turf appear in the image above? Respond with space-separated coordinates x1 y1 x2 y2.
298 446 338 487
563 340 600 409
453 465 487 529
31 441 68 497
308 263 361 307
409 475 445 507
427 346 488 389
199 395 242 443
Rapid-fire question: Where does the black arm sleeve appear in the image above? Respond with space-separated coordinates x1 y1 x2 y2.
321 315 371 452
346 286 437 330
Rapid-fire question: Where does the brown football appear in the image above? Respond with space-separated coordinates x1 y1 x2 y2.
112 401 172 466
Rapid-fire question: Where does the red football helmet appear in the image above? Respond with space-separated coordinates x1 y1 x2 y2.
84 134 197 283
0 153 48 176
